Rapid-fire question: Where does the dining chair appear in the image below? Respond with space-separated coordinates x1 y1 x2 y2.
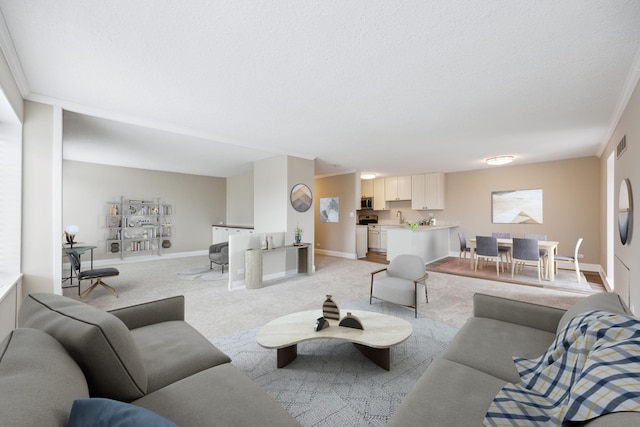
524 233 549 276
555 238 584 283
458 232 472 264
511 238 544 283
475 236 502 276
492 232 512 265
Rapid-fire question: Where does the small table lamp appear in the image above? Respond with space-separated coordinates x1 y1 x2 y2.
64 225 80 248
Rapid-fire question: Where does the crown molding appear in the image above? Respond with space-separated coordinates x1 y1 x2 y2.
598 43 640 157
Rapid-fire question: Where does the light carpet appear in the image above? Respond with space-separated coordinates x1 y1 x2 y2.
212 298 458 427
177 265 227 281
434 258 592 292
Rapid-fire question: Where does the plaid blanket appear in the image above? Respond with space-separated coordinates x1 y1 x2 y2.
484 310 640 426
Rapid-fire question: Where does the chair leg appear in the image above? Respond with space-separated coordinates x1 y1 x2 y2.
80 279 118 299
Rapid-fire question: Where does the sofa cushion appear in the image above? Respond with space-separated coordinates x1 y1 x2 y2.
133 363 301 426
69 398 178 427
441 317 556 383
18 293 147 401
557 292 631 333
130 320 231 393
0 328 90 427
386 358 507 427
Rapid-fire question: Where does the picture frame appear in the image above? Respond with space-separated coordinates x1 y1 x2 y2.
491 189 543 224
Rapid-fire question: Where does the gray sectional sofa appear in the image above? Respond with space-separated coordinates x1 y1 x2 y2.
388 292 640 426
1 293 300 426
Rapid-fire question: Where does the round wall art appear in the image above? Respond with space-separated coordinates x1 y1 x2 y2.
290 183 312 212
618 178 633 245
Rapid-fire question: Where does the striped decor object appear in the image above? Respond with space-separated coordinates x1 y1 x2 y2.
322 295 340 320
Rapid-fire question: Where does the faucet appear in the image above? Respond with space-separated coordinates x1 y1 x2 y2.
396 210 403 224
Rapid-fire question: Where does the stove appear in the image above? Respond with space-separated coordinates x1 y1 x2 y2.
358 214 378 225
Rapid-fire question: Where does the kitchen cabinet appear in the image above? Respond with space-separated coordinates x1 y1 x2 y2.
373 178 387 210
381 228 388 250
212 225 254 244
411 173 445 210
385 176 412 201
356 225 368 258
368 225 381 251
360 179 374 198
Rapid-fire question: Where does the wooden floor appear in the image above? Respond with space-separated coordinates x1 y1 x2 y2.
364 253 606 293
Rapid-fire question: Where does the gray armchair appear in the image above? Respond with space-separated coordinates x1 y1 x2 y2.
370 254 429 318
209 242 229 273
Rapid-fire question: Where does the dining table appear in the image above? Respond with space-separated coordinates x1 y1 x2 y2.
467 237 560 281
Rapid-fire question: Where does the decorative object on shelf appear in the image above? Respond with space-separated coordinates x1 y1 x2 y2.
294 226 303 245
64 225 80 248
619 178 633 245
110 242 120 253
339 312 364 330
322 295 340 320
290 183 312 212
314 317 329 332
162 240 171 248
267 235 275 250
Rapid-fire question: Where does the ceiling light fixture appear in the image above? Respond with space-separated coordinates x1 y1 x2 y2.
360 173 377 180
485 156 514 166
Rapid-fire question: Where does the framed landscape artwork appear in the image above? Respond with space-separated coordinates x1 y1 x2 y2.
492 189 543 224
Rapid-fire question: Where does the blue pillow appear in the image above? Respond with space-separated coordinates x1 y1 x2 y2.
69 398 178 427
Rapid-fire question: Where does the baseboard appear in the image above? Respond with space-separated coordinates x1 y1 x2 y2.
315 248 357 259
64 250 209 269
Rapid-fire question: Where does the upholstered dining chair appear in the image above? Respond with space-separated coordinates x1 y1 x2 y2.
554 238 584 283
492 232 512 265
524 233 549 275
458 232 472 264
370 254 429 318
475 236 502 276
67 250 119 299
511 237 544 283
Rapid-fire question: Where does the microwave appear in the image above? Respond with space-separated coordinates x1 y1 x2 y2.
361 198 373 209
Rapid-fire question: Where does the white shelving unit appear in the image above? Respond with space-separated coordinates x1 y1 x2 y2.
105 197 173 258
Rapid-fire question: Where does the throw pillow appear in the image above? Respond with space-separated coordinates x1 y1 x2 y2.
68 398 178 427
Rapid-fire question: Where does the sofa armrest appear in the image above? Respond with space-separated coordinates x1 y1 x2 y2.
109 296 185 330
472 293 566 333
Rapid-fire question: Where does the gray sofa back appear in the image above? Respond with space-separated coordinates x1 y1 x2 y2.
0 328 89 426
557 292 632 333
18 293 148 401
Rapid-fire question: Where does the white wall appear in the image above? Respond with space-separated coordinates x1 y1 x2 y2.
22 101 62 295
226 171 253 226
600 78 640 313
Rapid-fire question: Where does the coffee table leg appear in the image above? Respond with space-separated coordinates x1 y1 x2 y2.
353 344 390 371
277 344 298 368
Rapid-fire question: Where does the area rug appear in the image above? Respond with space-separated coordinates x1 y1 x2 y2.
211 298 458 426
176 265 227 281
433 258 592 292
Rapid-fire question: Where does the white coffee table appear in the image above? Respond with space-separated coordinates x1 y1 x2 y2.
256 309 413 371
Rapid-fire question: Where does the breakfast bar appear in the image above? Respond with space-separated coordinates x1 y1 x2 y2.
386 225 457 263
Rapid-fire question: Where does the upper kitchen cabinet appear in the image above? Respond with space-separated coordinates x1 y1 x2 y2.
373 178 388 210
385 176 412 201
361 179 374 198
411 173 445 210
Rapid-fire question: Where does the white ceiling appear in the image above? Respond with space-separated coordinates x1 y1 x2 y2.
1 1 639 178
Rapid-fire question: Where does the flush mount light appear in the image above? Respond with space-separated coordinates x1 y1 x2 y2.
485 156 514 166
360 173 377 180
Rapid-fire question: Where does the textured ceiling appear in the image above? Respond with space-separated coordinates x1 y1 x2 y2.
1 1 639 177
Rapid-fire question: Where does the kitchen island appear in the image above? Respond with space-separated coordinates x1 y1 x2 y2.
386 225 457 263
